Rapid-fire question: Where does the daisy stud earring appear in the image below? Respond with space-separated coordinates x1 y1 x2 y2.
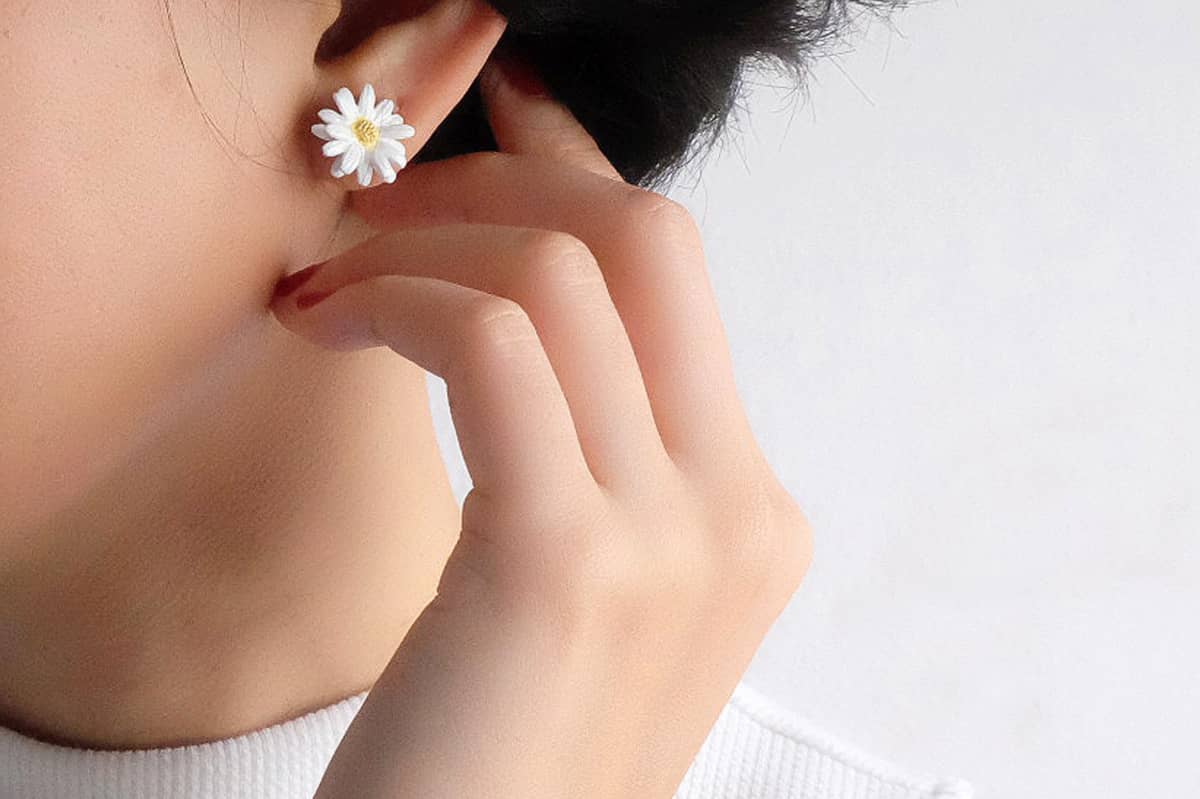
311 83 415 187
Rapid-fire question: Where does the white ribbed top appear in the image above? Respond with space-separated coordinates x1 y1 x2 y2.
0 681 972 799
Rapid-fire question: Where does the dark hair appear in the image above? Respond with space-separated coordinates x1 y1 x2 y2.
318 0 909 190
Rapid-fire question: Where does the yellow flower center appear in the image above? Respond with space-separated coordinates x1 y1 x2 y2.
351 117 379 148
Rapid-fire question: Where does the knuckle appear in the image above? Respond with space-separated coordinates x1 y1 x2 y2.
565 535 652 612
453 492 620 619
771 494 815 589
565 511 707 626
517 229 605 296
621 190 704 251
460 294 540 362
713 482 813 596
518 515 654 632
465 295 533 336
742 495 813 609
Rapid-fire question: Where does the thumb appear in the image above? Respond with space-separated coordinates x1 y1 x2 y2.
479 51 624 182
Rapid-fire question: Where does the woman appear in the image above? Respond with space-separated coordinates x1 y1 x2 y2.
0 0 967 796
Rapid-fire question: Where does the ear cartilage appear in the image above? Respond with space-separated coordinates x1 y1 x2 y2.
311 84 416 187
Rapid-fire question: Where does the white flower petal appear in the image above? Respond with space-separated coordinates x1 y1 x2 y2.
381 146 407 172
356 156 373 186
375 99 394 120
358 83 375 117
334 87 358 119
326 123 355 141
376 137 407 162
372 149 397 183
381 113 405 127
323 139 351 157
318 108 343 125
338 144 363 176
381 123 415 140
311 123 332 141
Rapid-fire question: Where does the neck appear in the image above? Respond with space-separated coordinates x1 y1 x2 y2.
0 324 460 751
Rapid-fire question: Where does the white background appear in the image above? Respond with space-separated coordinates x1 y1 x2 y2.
430 2 1200 796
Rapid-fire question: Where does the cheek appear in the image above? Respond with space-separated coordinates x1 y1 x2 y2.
0 1 334 531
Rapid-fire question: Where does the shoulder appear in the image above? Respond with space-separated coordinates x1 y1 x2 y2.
675 681 973 799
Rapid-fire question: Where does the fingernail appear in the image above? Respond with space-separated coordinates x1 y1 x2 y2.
295 289 336 310
497 52 550 98
273 263 323 300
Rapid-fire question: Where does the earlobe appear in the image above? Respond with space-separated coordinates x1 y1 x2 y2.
309 0 507 189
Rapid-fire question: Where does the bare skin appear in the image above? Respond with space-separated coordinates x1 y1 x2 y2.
287 57 813 798
0 0 506 749
0 0 811 792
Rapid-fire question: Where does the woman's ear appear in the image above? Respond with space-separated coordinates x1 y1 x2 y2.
309 0 507 188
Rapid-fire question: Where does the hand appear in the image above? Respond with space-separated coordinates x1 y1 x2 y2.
269 51 813 799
